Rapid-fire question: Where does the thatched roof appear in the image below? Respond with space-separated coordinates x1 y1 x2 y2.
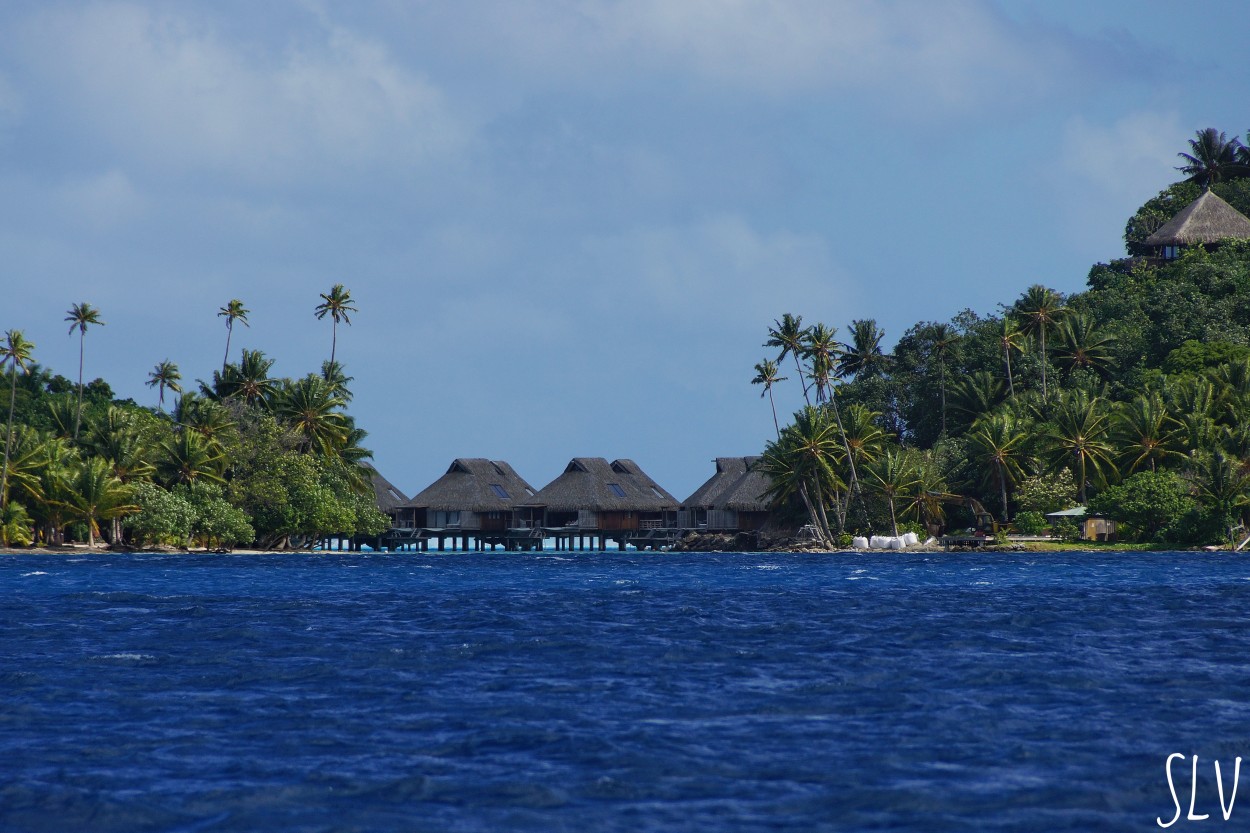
524 458 677 511
1144 189 1250 246
716 457 772 512
682 457 751 508
363 462 409 515
403 459 537 512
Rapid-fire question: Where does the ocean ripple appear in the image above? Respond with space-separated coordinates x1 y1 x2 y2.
1 551 1246 831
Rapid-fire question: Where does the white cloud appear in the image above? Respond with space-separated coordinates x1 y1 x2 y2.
1051 111 1187 257
12 3 471 184
1060 111 1184 202
578 215 856 326
426 0 1095 115
54 169 146 232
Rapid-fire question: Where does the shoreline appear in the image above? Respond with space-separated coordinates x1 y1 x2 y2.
0 541 1223 557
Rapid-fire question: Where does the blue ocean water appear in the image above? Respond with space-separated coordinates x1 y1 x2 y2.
2 551 1248 832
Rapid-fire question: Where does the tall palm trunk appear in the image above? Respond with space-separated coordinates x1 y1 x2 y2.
1 368 16 509
790 353 811 407
767 389 780 439
74 333 85 440
798 482 832 548
1040 329 1048 400
997 460 1009 523
1004 347 1015 397
827 394 867 527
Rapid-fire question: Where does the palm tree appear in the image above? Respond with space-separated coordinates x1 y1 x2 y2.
27 435 76 545
802 323 841 405
901 455 948 536
765 313 811 406
997 317 1025 396
949 370 1008 427
83 407 157 484
1053 313 1116 378
334 426 376 490
275 376 349 455
760 405 842 546
0 501 33 547
146 360 182 413
837 319 890 380
215 349 277 408
839 404 887 472
1176 128 1249 187
46 395 79 440
966 412 1030 522
924 322 960 435
320 360 355 404
866 449 921 536
217 299 250 372
314 284 357 366
751 359 787 438
1041 390 1115 503
157 430 226 487
1113 394 1182 475
65 302 104 440
1 426 46 514
1 330 36 510
64 457 138 547
1013 285 1067 400
1165 378 1219 456
174 393 236 443
1196 449 1250 531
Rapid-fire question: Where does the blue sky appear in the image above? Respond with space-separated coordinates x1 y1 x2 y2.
0 0 1245 499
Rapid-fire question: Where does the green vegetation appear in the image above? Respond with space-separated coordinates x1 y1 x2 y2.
755 127 1250 547
0 288 387 551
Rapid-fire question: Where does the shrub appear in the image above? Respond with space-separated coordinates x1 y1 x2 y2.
1013 511 1048 536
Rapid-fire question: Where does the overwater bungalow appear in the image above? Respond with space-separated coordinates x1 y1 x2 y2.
516 458 678 550
680 457 750 530
711 458 772 532
364 462 410 528
397 459 538 551
679 457 772 532
320 463 411 551
1143 189 1250 261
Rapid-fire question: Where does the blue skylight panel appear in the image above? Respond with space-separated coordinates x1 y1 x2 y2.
490 484 509 499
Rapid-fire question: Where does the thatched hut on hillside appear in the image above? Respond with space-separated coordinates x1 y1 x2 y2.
399 459 537 532
516 458 678 533
1144 189 1250 261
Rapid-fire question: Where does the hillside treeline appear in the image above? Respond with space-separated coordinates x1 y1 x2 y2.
756 129 1250 546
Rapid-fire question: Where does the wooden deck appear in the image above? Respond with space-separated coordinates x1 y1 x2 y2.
374 526 683 553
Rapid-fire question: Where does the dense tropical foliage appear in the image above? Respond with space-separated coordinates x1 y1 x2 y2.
756 127 1250 545
0 288 387 551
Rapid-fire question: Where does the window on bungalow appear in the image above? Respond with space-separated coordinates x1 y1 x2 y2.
608 483 627 498
491 484 509 499
650 487 664 499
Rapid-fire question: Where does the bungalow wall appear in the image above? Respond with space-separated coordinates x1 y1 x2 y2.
480 511 509 532
736 511 769 532
599 511 639 531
